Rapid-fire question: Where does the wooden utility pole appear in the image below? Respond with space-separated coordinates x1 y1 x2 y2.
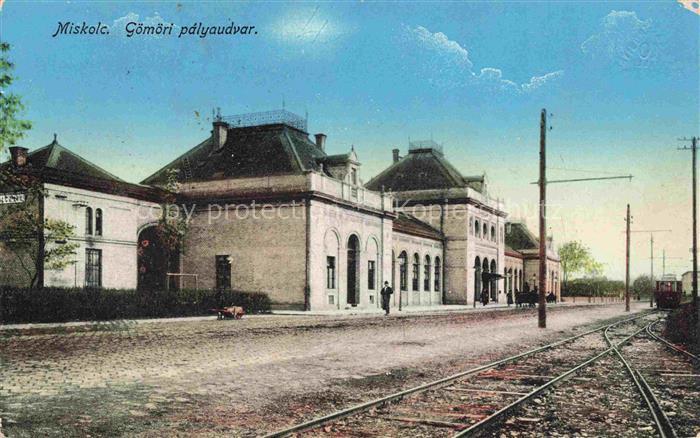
679 137 699 318
628 230 671 306
692 136 698 353
538 109 547 328
650 235 654 306
533 109 632 328
625 204 631 312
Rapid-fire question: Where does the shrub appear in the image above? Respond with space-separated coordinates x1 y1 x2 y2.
0 287 271 324
561 277 625 297
664 303 698 354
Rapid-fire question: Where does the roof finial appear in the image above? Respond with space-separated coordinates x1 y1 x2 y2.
53 133 57 143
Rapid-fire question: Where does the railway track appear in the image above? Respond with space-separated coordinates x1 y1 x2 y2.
263 312 656 437
614 318 700 438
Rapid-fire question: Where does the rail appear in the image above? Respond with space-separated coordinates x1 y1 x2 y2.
263 312 652 437
646 319 699 362
455 314 652 436
604 320 675 438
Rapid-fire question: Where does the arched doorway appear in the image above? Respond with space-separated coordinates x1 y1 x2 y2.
482 258 489 302
474 256 481 305
347 235 360 305
137 225 179 291
490 259 497 301
398 251 408 307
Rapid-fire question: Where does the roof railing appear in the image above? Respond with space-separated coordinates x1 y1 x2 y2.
409 139 443 153
219 110 308 132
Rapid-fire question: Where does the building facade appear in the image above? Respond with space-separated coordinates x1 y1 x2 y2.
0 110 560 310
0 139 164 289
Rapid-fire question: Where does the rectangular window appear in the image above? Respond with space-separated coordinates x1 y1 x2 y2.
85 248 102 288
215 255 231 290
351 168 357 185
326 256 336 289
328 295 335 305
367 260 376 290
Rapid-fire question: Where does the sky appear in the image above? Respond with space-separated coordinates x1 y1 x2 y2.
1 1 698 281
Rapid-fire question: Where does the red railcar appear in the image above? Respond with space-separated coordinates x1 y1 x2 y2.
655 280 682 309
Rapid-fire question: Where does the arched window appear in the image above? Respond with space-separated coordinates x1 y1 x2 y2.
424 255 431 291
412 253 420 291
491 225 496 242
434 256 441 292
475 220 480 237
85 207 93 235
95 208 103 236
399 251 408 291
483 223 488 239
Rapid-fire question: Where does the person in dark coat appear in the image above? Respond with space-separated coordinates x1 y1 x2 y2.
507 290 514 306
481 287 489 306
530 286 539 307
380 281 393 315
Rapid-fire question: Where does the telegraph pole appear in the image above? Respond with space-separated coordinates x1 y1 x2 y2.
650 235 654 306
694 137 698 313
627 230 671 306
678 137 699 317
663 250 666 277
625 204 631 312
533 109 632 328
538 109 547 328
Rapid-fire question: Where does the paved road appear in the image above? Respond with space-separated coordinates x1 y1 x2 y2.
0 302 649 437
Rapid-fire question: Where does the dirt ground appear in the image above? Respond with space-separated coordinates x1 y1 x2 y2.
0 303 649 437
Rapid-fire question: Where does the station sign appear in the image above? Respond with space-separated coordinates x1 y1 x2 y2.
0 192 27 204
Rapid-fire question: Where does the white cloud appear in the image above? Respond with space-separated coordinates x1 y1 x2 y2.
521 70 565 92
404 25 563 94
271 8 344 45
409 25 473 68
581 10 656 69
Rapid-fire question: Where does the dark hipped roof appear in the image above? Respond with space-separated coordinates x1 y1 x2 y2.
505 222 539 251
0 138 164 202
142 123 326 185
366 147 483 193
393 212 443 241
6 138 125 182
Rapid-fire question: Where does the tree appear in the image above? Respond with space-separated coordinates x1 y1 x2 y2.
0 178 79 287
0 42 32 153
559 241 602 289
154 169 188 288
632 274 654 300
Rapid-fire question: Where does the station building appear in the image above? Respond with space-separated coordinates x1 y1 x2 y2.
0 110 560 310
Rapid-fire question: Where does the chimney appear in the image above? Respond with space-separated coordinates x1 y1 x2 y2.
392 148 400 163
212 120 228 150
314 133 327 151
9 146 28 167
